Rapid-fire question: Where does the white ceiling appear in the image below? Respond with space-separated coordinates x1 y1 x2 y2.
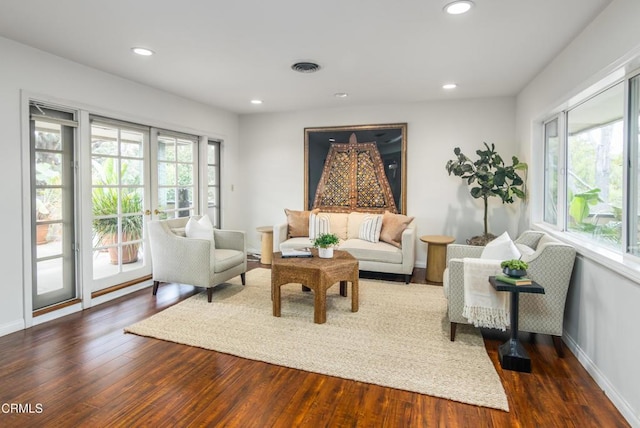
0 0 612 115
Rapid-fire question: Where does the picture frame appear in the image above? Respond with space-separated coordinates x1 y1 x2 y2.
304 123 407 214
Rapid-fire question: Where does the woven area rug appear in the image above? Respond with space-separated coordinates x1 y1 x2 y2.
125 268 508 411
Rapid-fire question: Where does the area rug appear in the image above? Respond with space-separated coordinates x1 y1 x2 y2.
125 268 509 411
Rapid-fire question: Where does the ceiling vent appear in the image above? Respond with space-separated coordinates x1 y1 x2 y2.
291 62 321 73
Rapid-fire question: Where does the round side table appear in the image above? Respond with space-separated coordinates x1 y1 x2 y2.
420 235 456 284
256 226 274 265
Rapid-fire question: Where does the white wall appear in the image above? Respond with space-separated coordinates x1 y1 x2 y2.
516 0 640 425
0 36 240 336
238 97 519 260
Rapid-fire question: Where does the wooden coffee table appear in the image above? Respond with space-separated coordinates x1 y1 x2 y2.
271 249 359 324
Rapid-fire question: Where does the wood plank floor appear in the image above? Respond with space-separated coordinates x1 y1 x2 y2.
0 263 629 427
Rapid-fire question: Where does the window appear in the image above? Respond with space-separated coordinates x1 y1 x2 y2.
206 140 221 228
628 75 640 256
566 83 624 250
542 75 634 255
544 118 560 225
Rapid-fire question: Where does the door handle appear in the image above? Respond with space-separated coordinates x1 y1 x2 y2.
154 209 162 215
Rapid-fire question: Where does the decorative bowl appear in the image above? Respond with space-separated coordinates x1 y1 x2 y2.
503 267 527 278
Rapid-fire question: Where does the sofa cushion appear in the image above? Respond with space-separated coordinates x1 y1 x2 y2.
309 212 331 239
325 213 349 240
284 208 317 238
341 238 403 264
380 211 414 248
279 237 313 251
347 212 369 239
213 249 245 272
358 214 383 243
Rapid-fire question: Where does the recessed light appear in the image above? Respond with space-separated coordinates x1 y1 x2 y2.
443 1 474 15
442 83 458 89
250 99 263 105
334 92 349 98
131 47 154 56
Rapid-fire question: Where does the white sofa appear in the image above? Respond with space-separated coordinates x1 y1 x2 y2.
273 211 416 283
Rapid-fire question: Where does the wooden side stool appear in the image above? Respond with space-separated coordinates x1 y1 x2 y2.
420 235 455 284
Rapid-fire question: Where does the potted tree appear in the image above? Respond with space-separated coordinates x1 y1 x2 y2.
92 188 143 264
445 142 528 245
312 233 340 258
92 159 143 264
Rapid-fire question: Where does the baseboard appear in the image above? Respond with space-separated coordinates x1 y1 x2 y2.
563 332 639 427
0 319 26 337
90 280 152 307
33 302 82 326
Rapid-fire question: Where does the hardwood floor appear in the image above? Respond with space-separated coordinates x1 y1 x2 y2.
0 263 629 427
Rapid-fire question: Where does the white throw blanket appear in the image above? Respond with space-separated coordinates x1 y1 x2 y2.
462 258 509 330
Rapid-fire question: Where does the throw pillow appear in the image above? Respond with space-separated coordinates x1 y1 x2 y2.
284 208 318 238
185 215 214 241
380 211 414 248
309 212 331 239
480 231 521 260
358 214 383 243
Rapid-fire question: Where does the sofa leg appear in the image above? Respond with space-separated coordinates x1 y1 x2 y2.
552 335 565 358
450 322 457 341
404 274 411 284
152 281 160 296
207 288 213 303
241 272 246 286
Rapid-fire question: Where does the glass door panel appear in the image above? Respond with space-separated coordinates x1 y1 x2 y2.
31 107 77 310
155 134 197 219
91 122 150 286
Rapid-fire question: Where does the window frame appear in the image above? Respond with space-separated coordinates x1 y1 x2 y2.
538 67 640 276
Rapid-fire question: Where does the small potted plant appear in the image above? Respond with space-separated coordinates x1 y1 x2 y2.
312 233 340 258
500 259 529 278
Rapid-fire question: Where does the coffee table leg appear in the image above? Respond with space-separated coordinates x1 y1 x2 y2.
314 288 326 324
340 280 347 297
352 278 359 312
273 284 281 317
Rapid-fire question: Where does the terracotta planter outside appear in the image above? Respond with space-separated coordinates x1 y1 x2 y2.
36 224 50 245
105 233 140 264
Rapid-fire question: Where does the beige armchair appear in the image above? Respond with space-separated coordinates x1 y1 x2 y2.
147 216 247 302
443 231 576 357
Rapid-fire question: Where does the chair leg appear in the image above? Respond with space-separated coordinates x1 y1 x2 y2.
552 335 565 358
152 281 160 296
241 272 246 285
404 274 411 284
450 322 457 341
207 288 213 303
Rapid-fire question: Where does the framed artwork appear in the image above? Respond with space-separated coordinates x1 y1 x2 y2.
304 123 407 214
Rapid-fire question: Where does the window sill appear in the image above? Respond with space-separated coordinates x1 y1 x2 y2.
532 223 640 286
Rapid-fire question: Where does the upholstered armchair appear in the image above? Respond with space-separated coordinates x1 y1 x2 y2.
443 231 576 357
147 216 247 302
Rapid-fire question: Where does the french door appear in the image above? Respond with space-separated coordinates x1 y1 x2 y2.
30 105 78 310
90 120 199 291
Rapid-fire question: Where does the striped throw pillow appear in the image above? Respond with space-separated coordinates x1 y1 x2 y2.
309 213 331 239
358 214 383 243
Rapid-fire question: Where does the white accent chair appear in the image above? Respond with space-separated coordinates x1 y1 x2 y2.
147 216 247 302
443 231 576 357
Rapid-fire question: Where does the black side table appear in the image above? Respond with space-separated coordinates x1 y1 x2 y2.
489 276 545 373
